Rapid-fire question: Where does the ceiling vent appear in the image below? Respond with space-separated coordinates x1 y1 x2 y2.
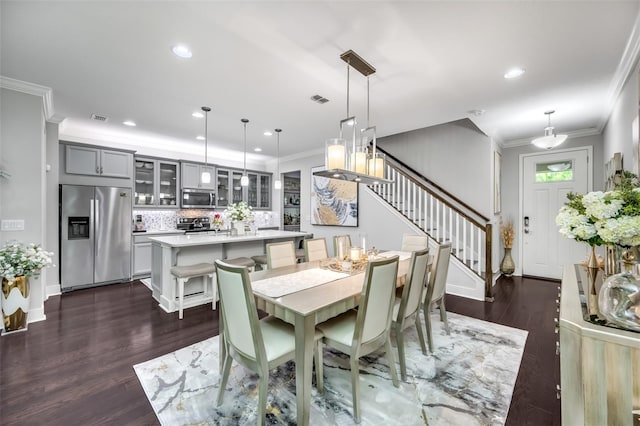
90 113 108 122
310 94 329 104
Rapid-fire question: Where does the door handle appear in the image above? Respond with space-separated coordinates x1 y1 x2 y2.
524 216 530 234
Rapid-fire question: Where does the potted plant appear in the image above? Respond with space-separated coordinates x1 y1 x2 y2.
0 242 53 333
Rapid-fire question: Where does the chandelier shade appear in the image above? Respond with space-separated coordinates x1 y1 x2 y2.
531 110 567 150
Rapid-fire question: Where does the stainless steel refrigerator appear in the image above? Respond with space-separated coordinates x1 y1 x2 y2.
60 185 132 292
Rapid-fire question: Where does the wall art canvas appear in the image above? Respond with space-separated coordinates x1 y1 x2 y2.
310 166 358 226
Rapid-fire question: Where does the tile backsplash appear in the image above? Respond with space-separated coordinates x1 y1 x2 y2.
133 209 278 231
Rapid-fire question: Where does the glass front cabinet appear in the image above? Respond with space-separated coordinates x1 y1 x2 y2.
134 157 179 208
216 169 271 210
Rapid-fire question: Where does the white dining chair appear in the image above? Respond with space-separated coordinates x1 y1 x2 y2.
214 260 324 426
400 233 429 252
423 242 452 353
332 234 352 259
304 237 329 262
391 247 429 381
266 241 297 269
316 256 400 423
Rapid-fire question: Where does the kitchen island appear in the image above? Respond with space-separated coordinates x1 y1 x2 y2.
148 230 311 314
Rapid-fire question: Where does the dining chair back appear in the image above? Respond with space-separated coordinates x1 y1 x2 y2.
400 233 429 252
392 247 429 380
332 234 352 259
304 237 328 262
423 242 452 352
316 255 400 422
214 260 323 426
266 241 297 269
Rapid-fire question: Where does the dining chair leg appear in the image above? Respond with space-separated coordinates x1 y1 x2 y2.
350 357 361 423
414 314 428 355
217 353 233 406
257 372 268 426
384 336 400 388
440 297 450 335
395 324 407 382
314 340 324 394
424 303 434 353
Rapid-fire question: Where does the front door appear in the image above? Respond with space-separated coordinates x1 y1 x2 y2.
521 148 591 279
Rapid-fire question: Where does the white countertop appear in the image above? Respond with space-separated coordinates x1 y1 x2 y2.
148 230 311 247
133 229 185 236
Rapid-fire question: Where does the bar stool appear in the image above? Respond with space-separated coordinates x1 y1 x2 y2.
251 254 267 271
224 257 256 272
170 262 217 320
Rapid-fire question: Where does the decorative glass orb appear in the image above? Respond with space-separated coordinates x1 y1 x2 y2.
598 263 640 332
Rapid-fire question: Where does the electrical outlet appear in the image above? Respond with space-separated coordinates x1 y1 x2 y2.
1 220 25 231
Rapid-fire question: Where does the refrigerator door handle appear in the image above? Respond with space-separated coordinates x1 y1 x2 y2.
94 198 100 244
89 198 95 239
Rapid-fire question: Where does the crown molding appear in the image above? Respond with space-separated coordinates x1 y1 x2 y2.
0 76 64 123
598 9 640 131
502 127 601 149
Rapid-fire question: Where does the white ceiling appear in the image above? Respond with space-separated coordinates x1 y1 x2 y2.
2 1 639 162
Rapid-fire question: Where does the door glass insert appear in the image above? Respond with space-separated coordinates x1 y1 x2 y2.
217 169 229 207
135 160 155 205
535 160 573 182
159 162 177 206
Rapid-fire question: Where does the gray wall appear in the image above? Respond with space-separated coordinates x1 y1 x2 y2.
0 88 48 322
603 65 639 171
376 118 493 218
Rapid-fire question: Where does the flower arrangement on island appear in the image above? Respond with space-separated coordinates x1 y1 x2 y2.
224 202 254 222
212 213 224 228
0 242 54 282
556 171 640 248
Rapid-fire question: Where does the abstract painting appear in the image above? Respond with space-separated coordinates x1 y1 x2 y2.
310 166 358 226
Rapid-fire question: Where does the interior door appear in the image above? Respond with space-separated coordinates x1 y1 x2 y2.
521 148 590 279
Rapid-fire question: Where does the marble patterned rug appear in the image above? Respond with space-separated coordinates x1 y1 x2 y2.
134 312 527 425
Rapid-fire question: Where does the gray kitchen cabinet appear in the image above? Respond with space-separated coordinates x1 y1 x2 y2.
134 157 179 208
133 241 152 277
181 162 215 189
216 168 271 209
66 144 132 178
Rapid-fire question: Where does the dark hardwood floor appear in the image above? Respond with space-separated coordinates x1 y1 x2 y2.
1 276 560 425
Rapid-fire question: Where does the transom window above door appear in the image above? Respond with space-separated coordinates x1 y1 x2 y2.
535 160 574 182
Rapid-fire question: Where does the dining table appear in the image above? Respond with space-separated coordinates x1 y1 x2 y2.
218 251 415 425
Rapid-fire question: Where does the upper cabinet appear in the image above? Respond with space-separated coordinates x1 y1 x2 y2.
181 162 215 190
215 169 271 210
134 157 179 208
66 145 132 178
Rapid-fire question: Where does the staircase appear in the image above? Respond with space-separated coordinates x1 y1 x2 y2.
368 147 494 300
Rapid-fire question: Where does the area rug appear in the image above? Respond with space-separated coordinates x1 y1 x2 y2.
134 312 527 425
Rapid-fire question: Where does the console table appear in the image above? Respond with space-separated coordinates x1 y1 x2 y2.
559 264 640 426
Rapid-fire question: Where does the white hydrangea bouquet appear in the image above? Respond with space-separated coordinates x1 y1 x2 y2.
556 173 640 247
224 201 254 222
0 242 54 282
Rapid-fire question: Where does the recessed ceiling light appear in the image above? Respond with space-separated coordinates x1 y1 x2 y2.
504 67 525 79
254 147 262 152
196 135 205 141
123 120 136 127
467 109 486 117
171 44 192 59
192 111 204 118
263 131 273 136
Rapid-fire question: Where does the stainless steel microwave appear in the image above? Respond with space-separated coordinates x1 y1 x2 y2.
181 188 215 208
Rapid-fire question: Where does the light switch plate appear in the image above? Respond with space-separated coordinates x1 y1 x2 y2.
1 219 25 231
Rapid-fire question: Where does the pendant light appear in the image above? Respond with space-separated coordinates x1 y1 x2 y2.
274 128 282 190
314 49 392 185
531 110 568 150
200 106 211 184
240 118 249 187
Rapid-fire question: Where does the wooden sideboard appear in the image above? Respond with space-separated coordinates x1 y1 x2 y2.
560 264 640 426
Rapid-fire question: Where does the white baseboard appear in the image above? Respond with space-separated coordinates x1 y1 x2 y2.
47 284 61 298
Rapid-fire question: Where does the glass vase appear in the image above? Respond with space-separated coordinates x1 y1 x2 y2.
598 262 640 332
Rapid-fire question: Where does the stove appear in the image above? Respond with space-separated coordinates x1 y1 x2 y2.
177 216 211 233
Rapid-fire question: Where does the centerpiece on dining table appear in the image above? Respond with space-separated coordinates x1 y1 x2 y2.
324 246 370 273
224 202 253 236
